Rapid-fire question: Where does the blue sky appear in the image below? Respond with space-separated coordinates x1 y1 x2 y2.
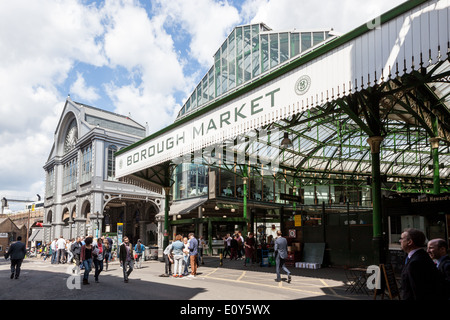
0 0 405 211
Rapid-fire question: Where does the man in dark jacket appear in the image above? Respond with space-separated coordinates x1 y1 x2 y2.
71 237 82 274
274 230 291 283
427 238 450 298
5 236 26 279
119 236 134 283
188 233 198 277
400 228 446 300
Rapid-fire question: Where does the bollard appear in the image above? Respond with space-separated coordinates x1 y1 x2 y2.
219 249 223 267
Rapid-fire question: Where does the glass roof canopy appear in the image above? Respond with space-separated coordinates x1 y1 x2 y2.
185 58 450 194
176 23 338 121
117 1 450 196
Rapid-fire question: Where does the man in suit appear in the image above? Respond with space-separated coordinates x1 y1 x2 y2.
427 238 450 298
5 236 26 279
274 230 291 283
400 228 446 300
119 236 134 283
427 238 450 279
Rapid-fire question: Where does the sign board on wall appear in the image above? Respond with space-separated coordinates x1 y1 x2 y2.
294 215 302 227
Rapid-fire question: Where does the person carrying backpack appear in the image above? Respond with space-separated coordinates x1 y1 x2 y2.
134 239 145 269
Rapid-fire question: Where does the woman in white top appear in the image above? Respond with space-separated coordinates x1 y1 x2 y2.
183 237 189 276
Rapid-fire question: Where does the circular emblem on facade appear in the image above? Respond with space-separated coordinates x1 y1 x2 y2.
294 75 311 96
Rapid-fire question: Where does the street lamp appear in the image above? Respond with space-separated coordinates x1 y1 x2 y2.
281 132 293 148
95 211 100 238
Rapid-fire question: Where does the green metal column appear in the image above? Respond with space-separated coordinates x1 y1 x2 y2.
243 167 248 235
367 136 384 264
243 177 248 220
163 186 170 250
208 218 212 254
430 138 441 195
430 138 441 194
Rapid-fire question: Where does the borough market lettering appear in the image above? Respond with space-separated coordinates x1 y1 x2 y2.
126 87 280 167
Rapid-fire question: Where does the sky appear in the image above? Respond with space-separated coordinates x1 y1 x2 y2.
0 0 406 212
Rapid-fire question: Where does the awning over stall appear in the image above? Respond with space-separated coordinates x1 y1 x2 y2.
29 228 43 242
157 196 208 218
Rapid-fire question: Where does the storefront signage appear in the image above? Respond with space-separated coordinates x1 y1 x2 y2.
294 215 302 227
410 193 450 203
288 229 297 238
0 233 8 238
117 223 123 244
216 203 239 209
280 193 302 202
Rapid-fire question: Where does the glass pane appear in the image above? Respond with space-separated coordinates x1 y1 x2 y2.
244 26 251 82
280 32 289 64
275 179 286 204
290 33 300 58
208 67 214 100
196 83 202 108
263 176 274 202
215 52 221 97
250 176 262 201
313 31 325 46
252 24 260 77
221 170 235 198
301 32 312 51
236 27 242 56
236 27 243 86
261 34 269 73
202 75 208 105
270 33 279 68
191 90 197 110
221 41 228 94
237 54 243 86
228 30 236 90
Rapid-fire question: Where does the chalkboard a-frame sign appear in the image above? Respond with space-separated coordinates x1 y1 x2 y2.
373 264 401 300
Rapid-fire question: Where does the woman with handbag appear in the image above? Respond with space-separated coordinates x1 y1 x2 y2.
80 236 94 285
103 239 111 271
93 238 104 283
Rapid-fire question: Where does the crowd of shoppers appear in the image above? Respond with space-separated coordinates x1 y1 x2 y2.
6 227 450 300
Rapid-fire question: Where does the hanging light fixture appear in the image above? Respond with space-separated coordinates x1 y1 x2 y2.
281 132 293 148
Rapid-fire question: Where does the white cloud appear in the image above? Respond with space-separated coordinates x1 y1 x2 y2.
101 0 187 132
0 0 106 200
70 72 101 102
155 0 241 67
241 0 406 33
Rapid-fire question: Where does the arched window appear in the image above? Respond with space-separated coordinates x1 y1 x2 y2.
107 145 118 180
80 145 92 184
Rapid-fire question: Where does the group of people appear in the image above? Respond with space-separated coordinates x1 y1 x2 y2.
5 227 450 299
400 228 450 300
222 231 257 266
163 233 201 278
38 234 147 284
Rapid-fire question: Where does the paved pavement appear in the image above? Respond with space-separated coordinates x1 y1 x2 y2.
0 254 379 302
